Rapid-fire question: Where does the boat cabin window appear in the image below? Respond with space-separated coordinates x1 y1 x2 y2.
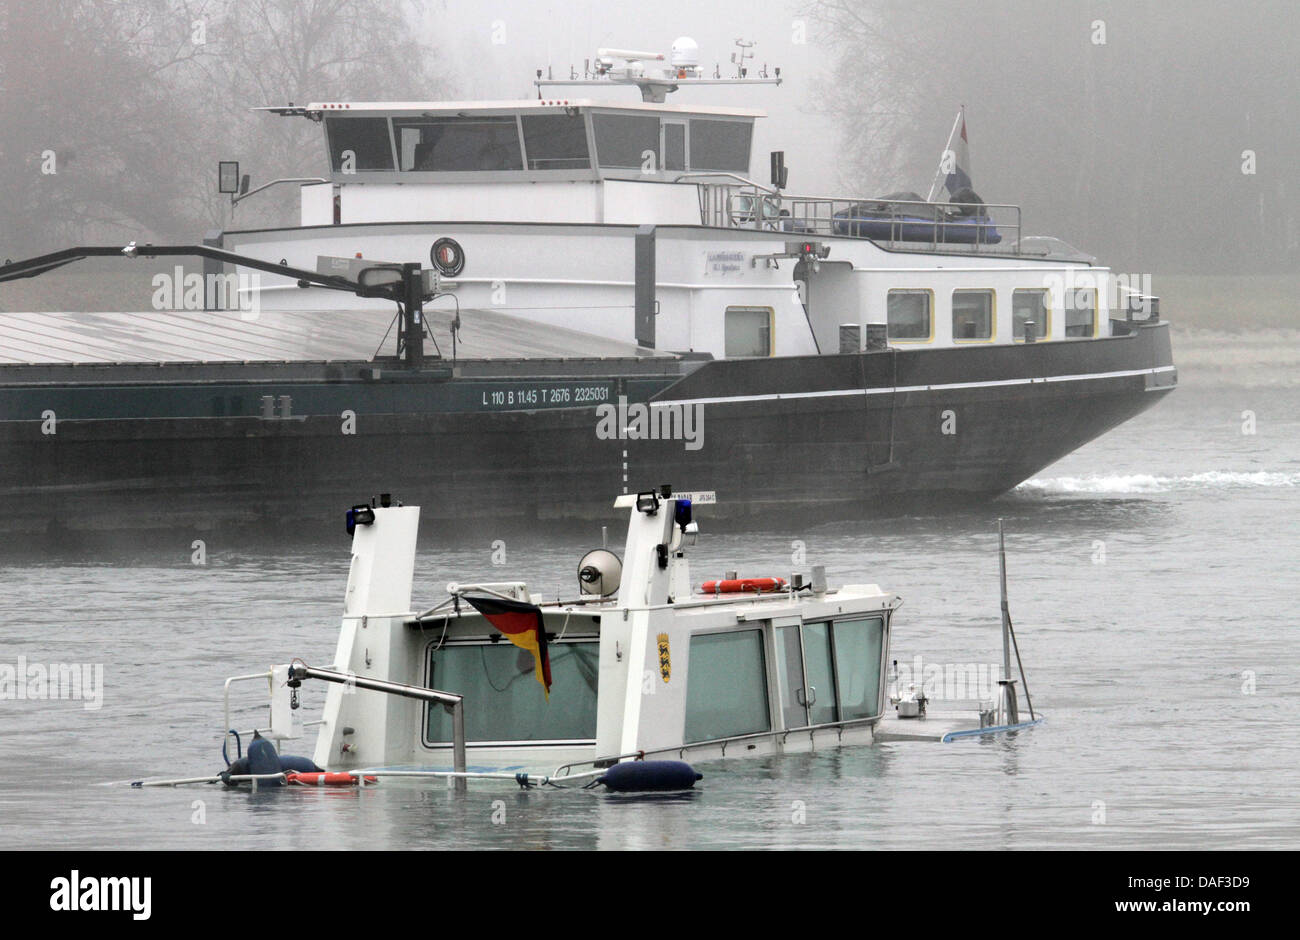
833 617 886 720
521 113 591 170
724 306 773 357
774 617 886 730
689 119 751 172
1065 288 1097 337
1012 288 1050 341
325 117 396 171
424 639 598 745
952 289 994 341
663 122 687 172
801 622 838 725
887 289 933 341
395 116 523 172
684 630 771 744
593 113 661 169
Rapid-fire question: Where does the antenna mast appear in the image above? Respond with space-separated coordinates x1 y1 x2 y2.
535 38 781 103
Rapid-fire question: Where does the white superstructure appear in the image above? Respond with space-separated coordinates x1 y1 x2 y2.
220 42 1150 365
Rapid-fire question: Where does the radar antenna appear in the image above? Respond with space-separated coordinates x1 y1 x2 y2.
535 37 781 103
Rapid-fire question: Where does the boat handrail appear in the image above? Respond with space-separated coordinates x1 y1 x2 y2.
549 714 883 778
221 663 470 792
686 175 1023 250
673 170 780 194
231 176 330 210
286 663 469 791
222 671 273 760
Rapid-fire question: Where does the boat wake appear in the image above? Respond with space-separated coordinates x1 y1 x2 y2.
1015 470 1300 496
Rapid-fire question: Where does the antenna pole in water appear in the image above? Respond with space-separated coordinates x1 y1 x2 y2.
997 519 1036 722
996 519 1018 724
999 519 1011 684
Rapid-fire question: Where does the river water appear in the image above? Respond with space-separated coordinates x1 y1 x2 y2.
2 331 1297 850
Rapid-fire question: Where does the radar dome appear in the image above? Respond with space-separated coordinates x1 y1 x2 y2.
671 37 700 68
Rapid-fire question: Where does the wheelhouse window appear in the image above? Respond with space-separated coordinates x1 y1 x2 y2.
684 630 770 744
832 617 885 720
887 289 932 340
424 639 598 744
663 122 687 172
952 289 994 341
521 113 591 170
325 117 395 171
801 622 837 725
1012 288 1050 340
593 113 660 169
1065 288 1097 337
689 119 752 172
724 306 773 357
773 617 887 729
395 116 523 171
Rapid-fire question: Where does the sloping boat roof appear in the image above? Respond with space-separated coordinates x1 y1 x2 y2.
0 305 664 365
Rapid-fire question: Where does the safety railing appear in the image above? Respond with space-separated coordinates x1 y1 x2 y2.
683 173 1022 253
217 663 469 793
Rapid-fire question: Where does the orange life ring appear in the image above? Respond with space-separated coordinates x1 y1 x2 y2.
285 771 377 787
701 577 787 594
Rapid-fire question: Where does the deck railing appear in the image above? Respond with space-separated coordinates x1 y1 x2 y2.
682 173 1022 253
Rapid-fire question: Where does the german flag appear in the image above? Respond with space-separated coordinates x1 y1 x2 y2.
464 594 552 698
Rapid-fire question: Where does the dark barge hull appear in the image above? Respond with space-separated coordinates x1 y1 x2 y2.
0 321 1174 553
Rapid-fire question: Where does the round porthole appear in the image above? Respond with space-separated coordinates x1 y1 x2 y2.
430 237 465 277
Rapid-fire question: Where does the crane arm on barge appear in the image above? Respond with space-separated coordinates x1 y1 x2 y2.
0 243 437 368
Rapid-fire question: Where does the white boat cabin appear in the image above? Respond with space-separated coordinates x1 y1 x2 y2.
224 83 1142 364
279 492 902 773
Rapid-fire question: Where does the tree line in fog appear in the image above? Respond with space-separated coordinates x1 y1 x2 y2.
0 0 443 253
808 0 1298 274
1 1 1294 278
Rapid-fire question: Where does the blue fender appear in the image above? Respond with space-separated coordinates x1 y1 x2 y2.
600 760 702 792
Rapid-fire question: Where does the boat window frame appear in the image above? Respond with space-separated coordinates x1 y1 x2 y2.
682 626 773 745
519 111 593 171
886 288 935 343
392 114 526 173
951 288 996 344
724 305 775 358
1064 287 1098 338
828 614 888 722
662 119 688 173
591 111 663 171
419 634 600 749
324 115 399 173
771 615 890 731
1012 287 1052 343
687 116 754 173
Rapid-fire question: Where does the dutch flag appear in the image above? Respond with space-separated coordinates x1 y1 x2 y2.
927 107 973 203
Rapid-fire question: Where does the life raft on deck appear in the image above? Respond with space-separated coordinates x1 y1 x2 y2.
701 577 787 595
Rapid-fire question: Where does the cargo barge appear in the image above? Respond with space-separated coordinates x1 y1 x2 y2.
0 40 1175 550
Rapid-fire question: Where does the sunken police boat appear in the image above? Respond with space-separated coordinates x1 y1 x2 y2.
0 39 1174 547
135 488 1042 792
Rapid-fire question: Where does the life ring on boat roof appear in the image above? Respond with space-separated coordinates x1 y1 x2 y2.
701 577 788 595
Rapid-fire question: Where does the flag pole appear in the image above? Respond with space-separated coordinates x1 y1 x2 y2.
926 108 965 203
